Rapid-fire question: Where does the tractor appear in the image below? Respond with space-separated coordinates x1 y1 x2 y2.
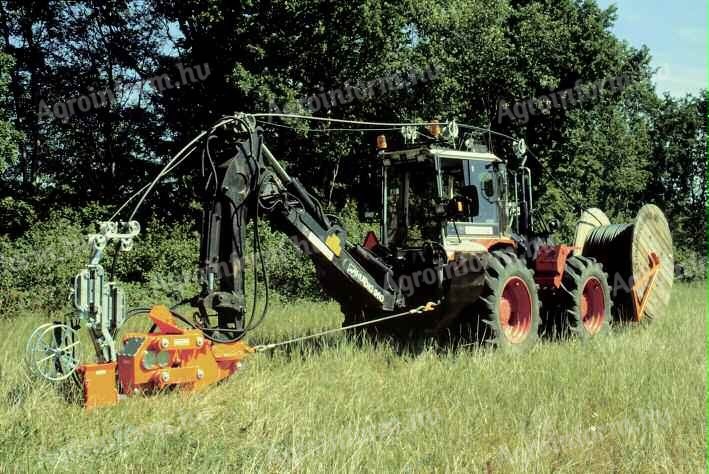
346 123 611 346
25 114 673 407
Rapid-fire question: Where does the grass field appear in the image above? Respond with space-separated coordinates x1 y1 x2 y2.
0 283 706 472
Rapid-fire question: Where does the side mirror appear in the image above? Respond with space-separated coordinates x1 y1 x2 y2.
479 173 496 200
547 218 560 233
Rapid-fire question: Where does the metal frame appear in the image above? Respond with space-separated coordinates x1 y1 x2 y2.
73 221 140 362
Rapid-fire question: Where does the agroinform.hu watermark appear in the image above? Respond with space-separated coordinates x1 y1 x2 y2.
37 62 211 122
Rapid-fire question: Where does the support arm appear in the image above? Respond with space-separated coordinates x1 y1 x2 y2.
194 125 401 339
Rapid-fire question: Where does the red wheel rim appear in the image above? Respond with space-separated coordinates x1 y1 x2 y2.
499 276 533 343
581 277 605 335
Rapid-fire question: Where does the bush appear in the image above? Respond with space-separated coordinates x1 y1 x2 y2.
0 201 378 318
0 210 201 317
2 201 700 321
674 247 706 281
111 218 200 306
255 221 322 299
0 197 37 237
253 199 378 300
338 199 379 245
0 212 86 318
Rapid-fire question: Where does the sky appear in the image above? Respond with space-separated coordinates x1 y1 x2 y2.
595 0 707 97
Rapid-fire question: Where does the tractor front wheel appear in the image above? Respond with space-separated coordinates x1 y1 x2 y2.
474 251 541 351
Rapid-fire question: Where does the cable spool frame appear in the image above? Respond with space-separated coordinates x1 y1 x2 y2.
580 204 674 322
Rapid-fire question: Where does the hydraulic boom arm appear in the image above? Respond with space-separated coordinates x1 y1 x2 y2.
195 118 401 340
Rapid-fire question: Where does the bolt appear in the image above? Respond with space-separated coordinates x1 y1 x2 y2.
196 337 204 348
236 362 243 370
160 371 170 383
196 368 204 380
160 338 169 349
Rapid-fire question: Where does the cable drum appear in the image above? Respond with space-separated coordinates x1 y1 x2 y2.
581 204 674 322
583 224 634 319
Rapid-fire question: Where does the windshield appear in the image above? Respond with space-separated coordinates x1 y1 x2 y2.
441 158 504 237
439 158 501 222
469 160 500 224
384 157 506 247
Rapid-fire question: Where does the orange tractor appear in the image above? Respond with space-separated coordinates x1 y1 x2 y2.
25 114 673 407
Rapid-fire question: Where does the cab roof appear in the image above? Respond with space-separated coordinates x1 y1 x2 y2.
381 145 503 163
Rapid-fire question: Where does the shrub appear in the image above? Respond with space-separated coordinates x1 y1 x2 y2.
0 210 201 317
251 199 378 300
0 200 381 318
674 247 706 281
0 212 85 318
0 197 37 237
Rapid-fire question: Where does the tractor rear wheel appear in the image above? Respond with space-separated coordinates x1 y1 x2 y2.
474 251 541 351
558 256 612 338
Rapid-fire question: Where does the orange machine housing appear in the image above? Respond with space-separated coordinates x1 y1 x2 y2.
534 245 575 289
81 305 253 408
80 362 119 409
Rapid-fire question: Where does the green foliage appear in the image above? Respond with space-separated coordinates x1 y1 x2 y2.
0 211 200 317
0 197 37 236
111 219 201 307
256 222 323 300
0 1 703 227
0 212 85 318
644 93 707 258
674 247 706 281
0 52 21 173
0 203 373 318
0 0 705 318
338 199 379 244
254 199 379 300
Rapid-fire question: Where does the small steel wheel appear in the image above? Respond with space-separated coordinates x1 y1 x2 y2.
25 323 54 375
28 324 82 381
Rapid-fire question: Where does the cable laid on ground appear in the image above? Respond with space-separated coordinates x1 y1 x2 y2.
252 302 439 352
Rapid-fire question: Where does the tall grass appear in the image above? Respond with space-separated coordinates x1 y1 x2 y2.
0 283 705 472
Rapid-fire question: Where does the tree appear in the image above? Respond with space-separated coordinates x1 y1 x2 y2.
645 92 707 258
0 0 166 214
0 0 704 273
0 51 21 173
0 49 29 235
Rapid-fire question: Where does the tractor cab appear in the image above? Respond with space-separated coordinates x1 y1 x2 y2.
380 145 518 255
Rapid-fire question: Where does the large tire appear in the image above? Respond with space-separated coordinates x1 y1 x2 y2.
558 256 612 338
474 251 541 351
